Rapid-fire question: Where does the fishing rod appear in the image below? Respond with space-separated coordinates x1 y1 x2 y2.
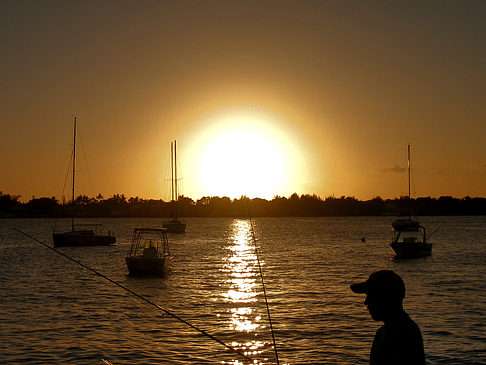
13 228 251 362
246 205 280 365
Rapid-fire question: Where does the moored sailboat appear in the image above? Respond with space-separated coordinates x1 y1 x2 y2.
52 117 116 247
163 140 186 233
389 145 432 258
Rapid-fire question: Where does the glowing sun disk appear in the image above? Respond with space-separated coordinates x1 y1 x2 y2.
188 111 304 199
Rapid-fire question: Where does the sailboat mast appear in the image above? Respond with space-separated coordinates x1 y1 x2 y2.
174 140 178 201
407 144 411 219
72 117 77 232
174 140 179 219
170 142 174 202
408 144 411 200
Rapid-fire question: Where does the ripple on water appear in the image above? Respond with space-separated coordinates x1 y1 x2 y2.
1 216 485 364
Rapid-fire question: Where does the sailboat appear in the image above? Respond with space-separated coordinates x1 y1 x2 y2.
162 140 186 233
52 117 116 247
389 145 432 258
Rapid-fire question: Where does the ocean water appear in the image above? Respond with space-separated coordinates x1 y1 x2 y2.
0 216 485 364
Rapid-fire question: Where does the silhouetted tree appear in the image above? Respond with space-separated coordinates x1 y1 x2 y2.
2 191 486 218
25 197 59 216
0 192 21 216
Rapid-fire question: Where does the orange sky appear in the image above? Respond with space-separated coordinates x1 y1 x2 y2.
1 1 485 202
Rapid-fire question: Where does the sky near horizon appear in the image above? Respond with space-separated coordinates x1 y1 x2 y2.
1 1 485 202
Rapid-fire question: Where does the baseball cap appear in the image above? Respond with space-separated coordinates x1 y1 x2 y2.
350 270 405 299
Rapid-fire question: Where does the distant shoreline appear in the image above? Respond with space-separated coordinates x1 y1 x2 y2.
2 193 485 218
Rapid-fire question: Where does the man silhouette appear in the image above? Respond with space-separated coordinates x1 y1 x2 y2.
351 270 426 365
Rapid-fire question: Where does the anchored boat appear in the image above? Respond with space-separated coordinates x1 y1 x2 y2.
389 145 432 258
53 223 115 247
53 117 116 247
163 140 186 233
390 218 432 258
126 228 172 276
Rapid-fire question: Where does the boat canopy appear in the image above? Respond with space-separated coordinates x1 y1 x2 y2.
392 218 422 232
127 228 170 258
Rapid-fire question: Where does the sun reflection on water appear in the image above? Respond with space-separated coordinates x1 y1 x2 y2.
221 219 267 364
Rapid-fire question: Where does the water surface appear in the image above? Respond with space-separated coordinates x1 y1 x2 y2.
1 216 485 364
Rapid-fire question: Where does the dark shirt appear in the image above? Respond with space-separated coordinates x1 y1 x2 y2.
370 312 425 365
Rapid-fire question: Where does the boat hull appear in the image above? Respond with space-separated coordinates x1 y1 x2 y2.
390 242 432 259
162 220 186 233
53 231 116 247
126 256 170 276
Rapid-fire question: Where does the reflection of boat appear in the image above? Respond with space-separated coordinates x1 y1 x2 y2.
163 140 186 233
390 145 432 258
53 117 116 247
126 228 172 276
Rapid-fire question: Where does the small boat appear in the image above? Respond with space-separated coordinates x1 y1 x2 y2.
53 117 116 247
163 140 186 233
162 218 186 233
390 218 432 258
126 228 172 276
389 145 432 258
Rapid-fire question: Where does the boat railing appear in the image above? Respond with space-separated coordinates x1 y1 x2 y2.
73 223 114 236
128 229 170 258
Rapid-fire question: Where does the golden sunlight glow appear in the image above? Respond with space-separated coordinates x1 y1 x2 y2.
186 110 306 199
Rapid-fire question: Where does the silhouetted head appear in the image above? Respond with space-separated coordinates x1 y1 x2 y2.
350 270 406 321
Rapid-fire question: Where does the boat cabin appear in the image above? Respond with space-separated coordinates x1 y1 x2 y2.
391 218 427 244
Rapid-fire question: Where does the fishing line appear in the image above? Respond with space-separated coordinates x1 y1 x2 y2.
246 204 280 365
427 226 440 241
13 228 251 362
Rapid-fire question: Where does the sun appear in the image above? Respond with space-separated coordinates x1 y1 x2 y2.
185 110 305 199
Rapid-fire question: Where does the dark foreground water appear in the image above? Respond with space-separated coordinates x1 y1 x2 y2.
1 216 485 364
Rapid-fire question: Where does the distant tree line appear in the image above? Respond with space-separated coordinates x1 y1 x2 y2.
1 192 486 218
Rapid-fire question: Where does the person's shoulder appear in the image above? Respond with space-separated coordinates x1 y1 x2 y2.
374 324 384 335
385 313 422 338
402 313 422 333
396 313 424 346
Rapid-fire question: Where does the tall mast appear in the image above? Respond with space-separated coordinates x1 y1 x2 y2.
72 117 77 232
170 142 174 202
407 144 411 219
174 140 178 201
174 140 178 219
408 144 411 200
